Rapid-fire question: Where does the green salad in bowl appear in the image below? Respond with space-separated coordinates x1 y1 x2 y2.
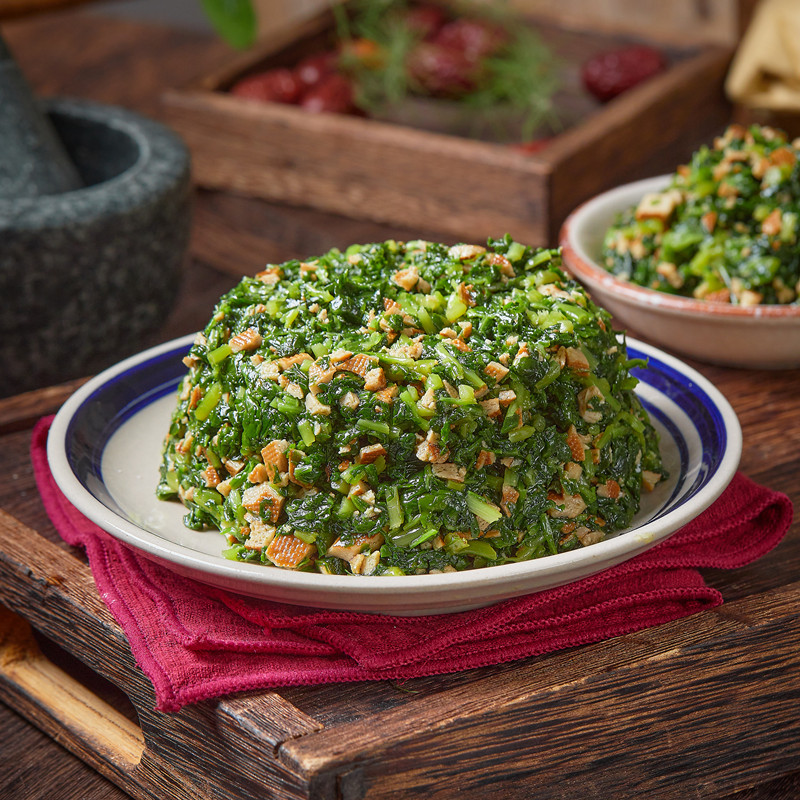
602 123 800 305
157 237 665 576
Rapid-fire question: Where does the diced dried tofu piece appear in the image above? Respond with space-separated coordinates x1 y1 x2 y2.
761 209 783 236
500 484 519 516
266 535 315 569
327 532 384 562
241 483 285 523
358 443 387 464
276 353 312 370
261 439 290 481
484 361 509 382
635 189 682 222
308 361 336 386
458 282 477 307
475 450 496 470
285 382 304 399
513 342 530 365
383 297 402 314
656 261 684 289
338 353 378 377
642 470 662 492
188 386 203 412
248 463 268 484
244 519 276 551
578 385 604 424
576 527 604 547
229 327 262 353
306 393 332 416
329 349 353 364
256 267 282 284
350 553 367 574
485 252 515 276
540 283 572 300
364 367 387 391
432 463 466 482
260 360 281 381
376 385 398 404
739 289 763 306
596 479 621 500
479 398 501 419
769 147 796 168
547 492 587 519
449 244 486 260
362 550 381 575
340 391 360 410
701 211 717 233
201 466 221 488
498 389 516 407
418 387 437 411
224 458 245 476
416 431 447 463
566 424 588 463
393 265 420 291
565 347 590 374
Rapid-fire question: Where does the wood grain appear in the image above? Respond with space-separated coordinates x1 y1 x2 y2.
0 512 325 800
0 501 797 800
0 8 798 800
162 9 734 248
0 608 145 768
0 378 88 433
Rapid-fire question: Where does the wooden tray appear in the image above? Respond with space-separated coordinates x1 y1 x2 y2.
162 8 733 248
1 382 800 799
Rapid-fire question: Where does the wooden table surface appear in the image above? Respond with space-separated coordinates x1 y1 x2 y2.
0 7 799 800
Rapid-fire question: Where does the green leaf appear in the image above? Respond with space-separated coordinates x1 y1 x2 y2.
200 0 257 50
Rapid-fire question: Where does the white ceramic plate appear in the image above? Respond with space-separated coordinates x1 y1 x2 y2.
560 175 800 369
48 335 741 615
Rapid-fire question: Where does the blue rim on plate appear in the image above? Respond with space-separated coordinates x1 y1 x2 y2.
47 335 742 615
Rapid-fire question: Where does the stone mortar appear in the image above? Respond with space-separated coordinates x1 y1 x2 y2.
0 97 192 396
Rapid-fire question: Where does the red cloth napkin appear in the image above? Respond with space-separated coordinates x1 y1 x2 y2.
31 417 793 712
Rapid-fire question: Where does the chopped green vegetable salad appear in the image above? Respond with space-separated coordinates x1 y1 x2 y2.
602 123 800 305
157 237 665 576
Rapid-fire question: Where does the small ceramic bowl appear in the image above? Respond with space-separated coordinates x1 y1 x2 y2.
559 175 800 369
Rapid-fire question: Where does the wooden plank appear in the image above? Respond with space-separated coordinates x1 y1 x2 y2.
3 492 798 800
509 0 744 46
0 511 324 800
0 607 145 768
281 585 800 799
0 378 87 433
162 9 732 247
163 87 551 243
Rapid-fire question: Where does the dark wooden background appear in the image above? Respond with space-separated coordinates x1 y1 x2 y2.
0 5 799 799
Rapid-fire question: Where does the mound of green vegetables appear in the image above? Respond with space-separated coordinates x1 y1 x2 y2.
158 236 665 576
602 123 800 305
